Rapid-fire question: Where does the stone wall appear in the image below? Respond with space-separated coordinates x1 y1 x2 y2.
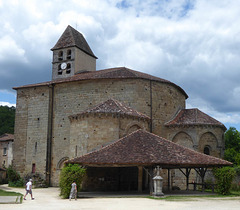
13 86 50 178
69 114 149 159
165 125 225 189
50 78 185 185
14 77 189 186
0 140 13 167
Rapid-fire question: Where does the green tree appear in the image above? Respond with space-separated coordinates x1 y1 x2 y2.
214 167 236 195
0 106 15 135
224 127 240 165
59 164 86 199
224 127 240 151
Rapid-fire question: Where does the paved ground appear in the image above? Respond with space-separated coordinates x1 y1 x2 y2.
0 185 240 210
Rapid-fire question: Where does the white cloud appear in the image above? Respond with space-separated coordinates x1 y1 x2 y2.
0 35 26 63
0 101 16 107
0 0 240 128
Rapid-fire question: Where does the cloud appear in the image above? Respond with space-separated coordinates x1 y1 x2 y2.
0 0 240 128
0 101 16 107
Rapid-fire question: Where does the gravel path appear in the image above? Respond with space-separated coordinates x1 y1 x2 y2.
0 185 239 210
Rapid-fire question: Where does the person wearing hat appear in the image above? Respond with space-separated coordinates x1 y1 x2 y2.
24 179 34 200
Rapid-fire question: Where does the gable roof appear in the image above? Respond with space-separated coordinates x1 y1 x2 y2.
165 108 226 130
66 129 231 168
0 133 14 142
13 67 188 98
51 25 97 59
69 98 150 120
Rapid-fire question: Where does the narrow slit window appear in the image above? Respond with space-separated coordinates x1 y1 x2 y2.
35 142 37 155
32 163 36 173
3 148 7 156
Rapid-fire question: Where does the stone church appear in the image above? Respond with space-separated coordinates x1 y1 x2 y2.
13 25 227 189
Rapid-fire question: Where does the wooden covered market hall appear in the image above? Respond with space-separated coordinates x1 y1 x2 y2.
66 129 232 195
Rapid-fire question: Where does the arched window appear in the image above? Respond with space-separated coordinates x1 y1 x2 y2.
66 63 71 74
58 51 63 61
204 146 210 155
58 64 62 75
67 49 72 59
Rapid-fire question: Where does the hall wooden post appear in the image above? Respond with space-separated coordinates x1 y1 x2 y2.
138 166 143 192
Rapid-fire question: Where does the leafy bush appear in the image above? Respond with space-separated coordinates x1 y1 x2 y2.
214 167 236 195
59 164 86 198
8 179 24 187
7 165 24 187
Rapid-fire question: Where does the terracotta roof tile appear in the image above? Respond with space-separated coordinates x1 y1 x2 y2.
66 130 231 168
0 133 14 141
51 25 97 59
165 108 226 129
69 98 150 120
13 67 188 98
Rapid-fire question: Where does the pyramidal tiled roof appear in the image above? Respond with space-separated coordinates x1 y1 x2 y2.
51 25 97 59
13 67 188 98
66 129 232 168
165 108 226 129
69 98 150 120
0 133 14 141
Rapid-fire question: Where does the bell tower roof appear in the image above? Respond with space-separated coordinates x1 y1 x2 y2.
51 25 97 59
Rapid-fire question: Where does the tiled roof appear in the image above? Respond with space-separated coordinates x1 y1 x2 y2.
69 98 150 120
66 130 231 168
0 133 14 141
13 67 188 98
165 108 226 129
51 25 97 59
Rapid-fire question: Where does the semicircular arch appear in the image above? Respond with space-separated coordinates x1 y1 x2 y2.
199 132 219 157
57 157 69 170
172 131 193 149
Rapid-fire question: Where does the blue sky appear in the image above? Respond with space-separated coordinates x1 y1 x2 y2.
0 0 240 131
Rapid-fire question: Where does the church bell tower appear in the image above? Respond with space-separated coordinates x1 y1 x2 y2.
51 25 97 80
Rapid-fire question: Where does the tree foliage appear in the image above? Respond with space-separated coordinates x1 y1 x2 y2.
59 164 86 199
224 127 240 165
7 165 24 187
0 106 15 135
214 167 236 195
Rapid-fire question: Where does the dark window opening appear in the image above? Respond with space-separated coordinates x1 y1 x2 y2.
3 148 7 156
66 63 71 74
67 49 72 59
204 146 210 155
58 51 63 61
58 64 62 75
32 163 36 173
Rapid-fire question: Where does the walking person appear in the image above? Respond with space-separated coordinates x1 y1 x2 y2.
69 181 77 201
24 179 34 200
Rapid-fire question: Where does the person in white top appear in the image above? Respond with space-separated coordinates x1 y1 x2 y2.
24 179 34 200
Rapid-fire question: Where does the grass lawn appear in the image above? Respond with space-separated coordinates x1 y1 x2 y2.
148 190 240 201
0 189 23 197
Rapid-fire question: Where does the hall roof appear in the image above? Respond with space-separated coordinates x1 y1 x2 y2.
69 98 150 121
13 67 188 98
66 129 231 168
51 25 97 59
165 108 226 130
0 133 14 142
